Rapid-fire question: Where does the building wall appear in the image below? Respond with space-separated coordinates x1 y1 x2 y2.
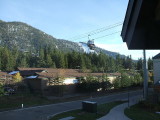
108 76 116 83
0 75 12 85
153 59 160 84
25 78 42 93
42 84 77 96
63 77 78 84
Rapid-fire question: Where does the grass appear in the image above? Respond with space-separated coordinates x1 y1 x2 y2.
125 104 160 120
0 93 52 111
49 101 126 120
0 93 93 111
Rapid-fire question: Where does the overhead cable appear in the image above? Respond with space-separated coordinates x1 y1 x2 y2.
69 21 123 41
94 31 121 40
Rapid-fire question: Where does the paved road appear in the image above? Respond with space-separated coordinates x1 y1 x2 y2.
0 90 143 120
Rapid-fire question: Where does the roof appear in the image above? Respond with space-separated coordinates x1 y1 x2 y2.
9 71 19 75
18 68 84 78
36 69 92 78
121 0 160 49
17 67 45 71
108 73 121 76
37 72 106 78
0 71 12 77
26 76 38 79
17 67 45 76
37 72 121 79
18 68 121 79
153 53 160 59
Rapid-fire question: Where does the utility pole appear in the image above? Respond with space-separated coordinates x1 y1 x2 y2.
143 50 148 100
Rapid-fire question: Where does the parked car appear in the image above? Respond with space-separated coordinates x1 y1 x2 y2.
4 87 15 95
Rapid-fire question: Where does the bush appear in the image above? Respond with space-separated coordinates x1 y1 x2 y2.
76 75 113 93
76 81 100 92
138 100 160 112
0 84 4 96
113 77 121 89
101 81 112 91
76 76 101 92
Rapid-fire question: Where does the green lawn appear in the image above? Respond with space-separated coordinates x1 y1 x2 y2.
49 101 126 120
125 104 160 120
0 93 97 111
0 94 52 111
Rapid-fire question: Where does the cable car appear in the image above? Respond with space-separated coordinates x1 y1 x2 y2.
87 35 95 50
87 39 95 50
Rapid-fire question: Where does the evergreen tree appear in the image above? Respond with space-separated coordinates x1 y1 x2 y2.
46 54 54 68
108 57 116 72
115 54 122 71
38 48 46 67
80 55 86 70
7 53 15 71
148 57 153 70
84 55 92 69
133 73 143 86
121 72 130 87
39 48 45 60
0 45 136 72
0 83 4 96
19 56 28 67
98 52 107 72
58 52 65 68
1 47 10 71
64 54 68 68
113 76 121 89
136 58 143 70
125 55 133 70
101 74 112 91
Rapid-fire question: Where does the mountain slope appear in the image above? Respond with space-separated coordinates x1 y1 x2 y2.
0 20 123 58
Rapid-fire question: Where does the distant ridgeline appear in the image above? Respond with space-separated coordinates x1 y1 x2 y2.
0 20 136 72
0 20 123 58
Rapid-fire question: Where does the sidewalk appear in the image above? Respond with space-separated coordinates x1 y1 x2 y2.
97 96 142 120
97 103 131 120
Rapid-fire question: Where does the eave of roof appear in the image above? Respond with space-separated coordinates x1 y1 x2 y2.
153 53 160 59
122 0 160 49
121 0 143 48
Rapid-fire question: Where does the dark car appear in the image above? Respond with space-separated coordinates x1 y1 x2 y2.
4 87 15 95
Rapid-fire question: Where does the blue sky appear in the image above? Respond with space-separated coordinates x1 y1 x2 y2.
1 0 160 60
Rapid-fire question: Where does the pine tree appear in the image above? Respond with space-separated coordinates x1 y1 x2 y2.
108 57 116 72
115 54 122 72
39 48 45 60
7 53 15 71
19 56 28 68
125 55 133 70
0 48 2 70
136 58 143 70
80 55 86 72
46 54 53 67
84 55 91 69
58 52 65 68
148 57 153 70
37 48 45 67
64 54 68 68
1 47 10 71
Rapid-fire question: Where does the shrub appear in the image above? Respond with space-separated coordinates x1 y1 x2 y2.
138 100 160 112
0 84 4 96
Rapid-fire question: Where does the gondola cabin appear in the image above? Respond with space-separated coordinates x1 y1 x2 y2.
87 40 95 50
